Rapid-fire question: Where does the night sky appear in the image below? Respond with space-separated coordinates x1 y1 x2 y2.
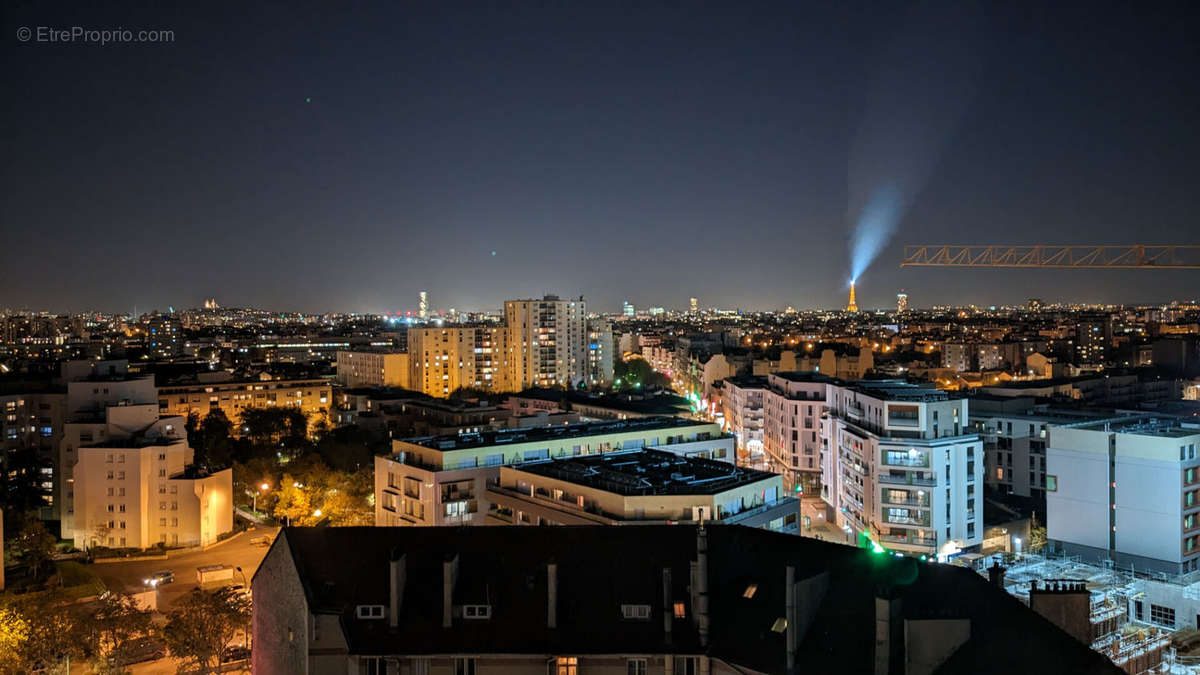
3 1 1198 313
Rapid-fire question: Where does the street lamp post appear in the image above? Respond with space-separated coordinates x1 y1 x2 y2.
253 482 269 513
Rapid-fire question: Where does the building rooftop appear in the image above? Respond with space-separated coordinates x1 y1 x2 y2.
770 371 838 384
510 448 772 496
1074 415 1200 439
397 416 717 452
844 379 952 402
265 525 1123 674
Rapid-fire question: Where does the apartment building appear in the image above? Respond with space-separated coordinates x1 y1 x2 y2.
487 448 797 532
157 375 331 430
504 295 588 389
720 375 767 469
407 326 508 397
0 389 65 519
1047 415 1200 575
585 317 615 386
822 380 983 559
335 350 410 388
762 372 834 496
253 525 1121 675
970 396 1103 499
60 372 160 537
375 417 733 527
69 404 232 549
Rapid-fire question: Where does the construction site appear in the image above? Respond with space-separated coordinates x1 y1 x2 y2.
972 551 1200 673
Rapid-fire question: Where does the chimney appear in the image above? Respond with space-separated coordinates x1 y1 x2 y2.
389 549 406 629
547 562 558 629
442 554 458 628
988 561 1006 588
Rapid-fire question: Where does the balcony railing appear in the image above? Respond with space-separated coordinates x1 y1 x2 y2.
883 513 931 527
878 533 937 548
882 454 930 468
881 493 931 508
878 473 937 487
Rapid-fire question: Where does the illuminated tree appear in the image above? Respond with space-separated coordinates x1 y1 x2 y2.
0 606 30 671
161 587 251 674
78 592 152 670
272 476 312 526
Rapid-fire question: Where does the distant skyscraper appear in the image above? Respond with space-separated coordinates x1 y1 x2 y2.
897 291 908 313
419 291 428 319
1028 298 1043 312
845 282 859 313
505 295 590 389
622 301 634 318
689 297 698 313
649 307 664 317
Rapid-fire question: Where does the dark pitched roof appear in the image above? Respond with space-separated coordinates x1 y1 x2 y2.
271 525 1122 674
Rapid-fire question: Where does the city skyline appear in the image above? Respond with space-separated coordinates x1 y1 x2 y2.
4 2 1199 312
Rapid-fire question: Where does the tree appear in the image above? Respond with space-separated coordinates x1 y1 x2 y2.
1028 512 1047 553
273 475 313 526
232 456 281 510
2 591 83 673
78 592 153 669
161 587 250 674
11 516 56 580
613 358 671 391
194 408 235 471
0 606 30 672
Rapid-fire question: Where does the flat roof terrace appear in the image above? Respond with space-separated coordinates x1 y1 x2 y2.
510 447 777 496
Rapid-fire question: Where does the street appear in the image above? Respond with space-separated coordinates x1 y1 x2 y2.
92 525 280 611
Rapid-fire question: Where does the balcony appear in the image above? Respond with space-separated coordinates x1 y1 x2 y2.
882 451 930 468
878 473 937 487
883 512 931 527
881 493 931 508
878 533 937 549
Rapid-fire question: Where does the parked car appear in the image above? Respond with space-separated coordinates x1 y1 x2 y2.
143 570 174 587
116 638 166 664
221 645 251 663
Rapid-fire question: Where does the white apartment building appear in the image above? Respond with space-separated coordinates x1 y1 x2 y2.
720 375 767 470
762 372 834 496
375 417 734 527
60 373 160 538
823 381 983 560
1047 416 1200 575
70 405 232 550
335 350 410 389
504 295 589 389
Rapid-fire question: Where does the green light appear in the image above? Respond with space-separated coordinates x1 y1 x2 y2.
305 97 312 103
871 543 885 555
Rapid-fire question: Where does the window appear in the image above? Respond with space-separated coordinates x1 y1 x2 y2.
454 658 476 675
673 657 699 675
674 602 686 619
627 659 648 675
743 584 758 598
463 605 491 619
556 657 578 675
361 657 385 675
355 605 385 619
1046 475 1058 492
1150 604 1175 628
621 604 651 620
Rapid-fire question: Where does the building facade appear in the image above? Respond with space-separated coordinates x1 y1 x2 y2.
822 381 984 559
1047 416 1200 575
157 376 331 431
504 296 589 389
375 418 734 528
335 350 410 389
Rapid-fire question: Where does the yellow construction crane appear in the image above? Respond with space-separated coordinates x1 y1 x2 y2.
901 245 1200 269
